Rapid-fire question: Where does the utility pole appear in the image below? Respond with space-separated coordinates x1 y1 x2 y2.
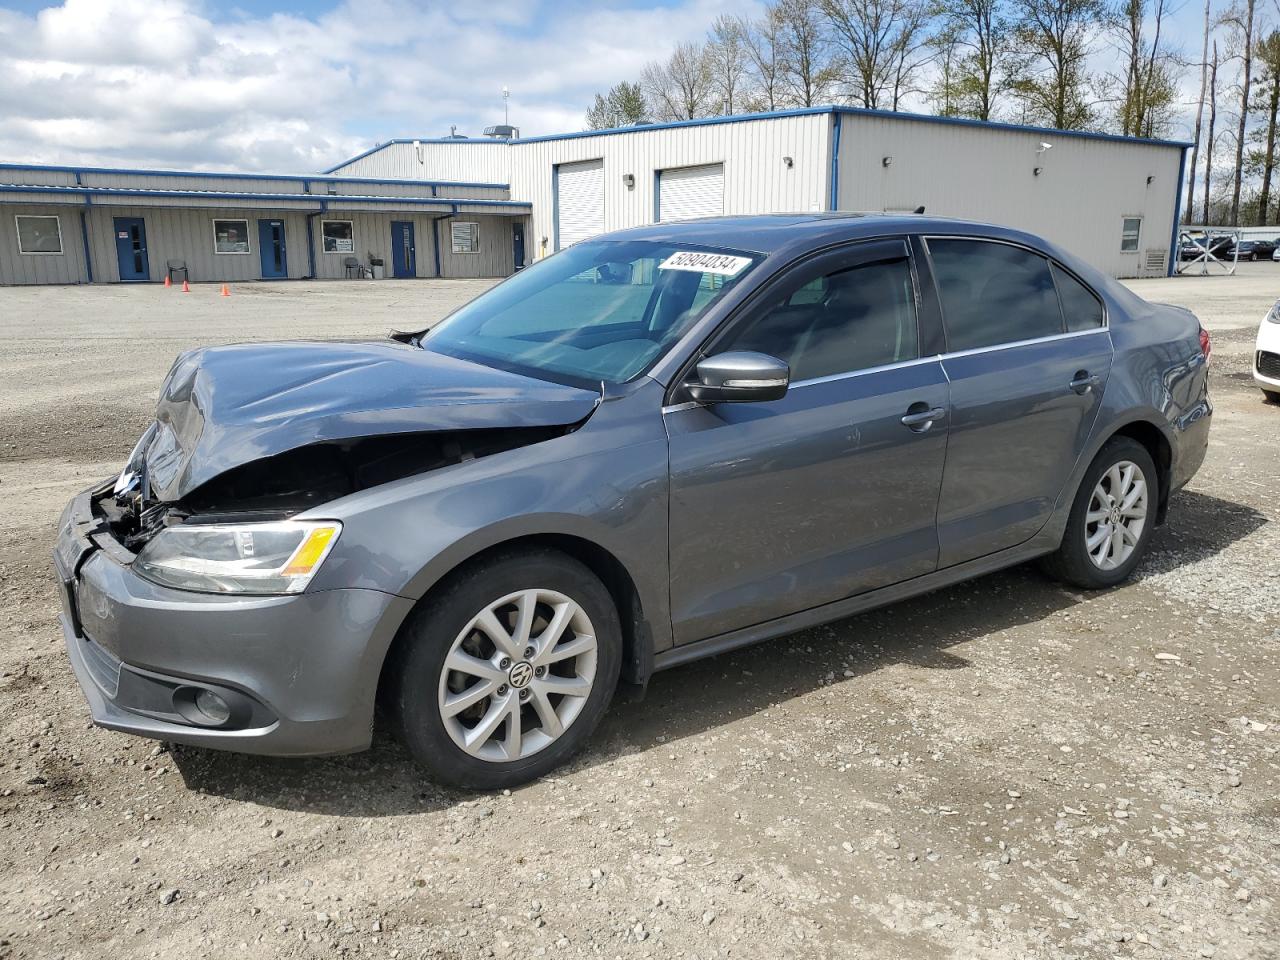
1187 0 1212 225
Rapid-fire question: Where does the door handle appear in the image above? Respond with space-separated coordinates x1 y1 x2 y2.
900 405 946 431
1069 372 1101 395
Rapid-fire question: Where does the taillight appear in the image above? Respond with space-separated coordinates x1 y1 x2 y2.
1199 326 1211 361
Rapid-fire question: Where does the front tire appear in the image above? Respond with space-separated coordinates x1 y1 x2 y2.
1263 389 1280 405
1041 437 1158 589
391 549 621 789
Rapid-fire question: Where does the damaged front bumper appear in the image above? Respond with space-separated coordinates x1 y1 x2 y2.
53 483 414 756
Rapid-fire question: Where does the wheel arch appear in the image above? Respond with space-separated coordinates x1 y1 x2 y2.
376 533 655 714
1106 419 1173 523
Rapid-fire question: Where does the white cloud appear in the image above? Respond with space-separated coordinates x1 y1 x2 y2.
0 0 750 173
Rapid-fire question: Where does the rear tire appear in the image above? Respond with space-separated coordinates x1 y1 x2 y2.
1041 437 1159 590
391 549 621 789
1263 389 1280 405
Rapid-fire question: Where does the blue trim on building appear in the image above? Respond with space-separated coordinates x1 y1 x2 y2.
1168 146 1189 277
432 216 444 277
653 169 661 222
78 206 93 283
340 106 1191 165
550 164 560 251
0 161 508 192
0 183 530 209
829 113 842 210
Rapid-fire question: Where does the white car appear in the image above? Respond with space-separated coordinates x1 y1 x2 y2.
1273 245 1280 261
1257 300 1280 402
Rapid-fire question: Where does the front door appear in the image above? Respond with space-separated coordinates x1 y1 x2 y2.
512 222 526 269
665 239 949 644
391 221 416 277
113 217 149 281
257 219 288 278
925 237 1113 567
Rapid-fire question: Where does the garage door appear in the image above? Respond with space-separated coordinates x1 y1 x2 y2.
555 159 604 249
658 163 724 222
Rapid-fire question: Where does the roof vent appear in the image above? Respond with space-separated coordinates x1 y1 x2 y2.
483 124 520 140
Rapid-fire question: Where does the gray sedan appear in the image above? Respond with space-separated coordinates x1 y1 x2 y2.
54 215 1212 788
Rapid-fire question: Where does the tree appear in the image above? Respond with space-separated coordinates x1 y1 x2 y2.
934 0 1013 119
1204 40 1220 223
1109 0 1179 138
1252 30 1280 222
777 0 837 106
927 29 967 115
1186 0 1212 223
641 42 713 121
706 15 749 114
1012 0 1106 129
1222 0 1257 225
822 0 938 110
740 6 788 111
584 82 650 130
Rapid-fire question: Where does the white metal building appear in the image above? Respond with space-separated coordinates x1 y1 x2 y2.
0 106 1187 285
328 106 1190 279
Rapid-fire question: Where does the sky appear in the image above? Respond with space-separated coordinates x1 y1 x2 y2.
0 0 1232 175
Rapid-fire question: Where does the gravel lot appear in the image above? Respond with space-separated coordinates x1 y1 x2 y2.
1 269 1277 960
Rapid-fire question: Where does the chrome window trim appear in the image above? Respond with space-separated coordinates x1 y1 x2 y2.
790 353 940 388
938 326 1110 361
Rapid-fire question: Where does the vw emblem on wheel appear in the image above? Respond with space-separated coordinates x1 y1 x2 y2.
508 660 534 689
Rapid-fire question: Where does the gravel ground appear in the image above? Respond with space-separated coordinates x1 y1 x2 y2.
0 271 1276 960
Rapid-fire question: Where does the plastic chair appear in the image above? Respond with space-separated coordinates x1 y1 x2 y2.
166 259 189 282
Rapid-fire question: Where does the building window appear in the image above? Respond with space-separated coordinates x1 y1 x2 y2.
1121 217 1142 252
213 219 250 255
15 215 63 255
451 221 479 254
322 220 355 253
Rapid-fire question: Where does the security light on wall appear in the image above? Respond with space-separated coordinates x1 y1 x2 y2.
622 173 635 189
1147 175 1155 185
1034 167 1043 176
882 156 893 167
1036 141 1053 153
782 156 794 167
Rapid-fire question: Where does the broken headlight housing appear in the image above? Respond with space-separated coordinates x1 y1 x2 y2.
133 520 341 595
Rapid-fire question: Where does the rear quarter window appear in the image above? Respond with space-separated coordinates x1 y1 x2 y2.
1051 263 1105 331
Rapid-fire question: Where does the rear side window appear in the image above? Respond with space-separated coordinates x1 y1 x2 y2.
1052 264 1104 331
928 239 1062 351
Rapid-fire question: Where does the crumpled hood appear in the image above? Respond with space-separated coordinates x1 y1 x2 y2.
135 340 600 502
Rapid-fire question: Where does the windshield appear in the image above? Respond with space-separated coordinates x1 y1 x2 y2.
421 239 763 384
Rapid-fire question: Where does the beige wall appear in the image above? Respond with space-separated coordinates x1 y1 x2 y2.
835 114 1184 278
327 141 512 184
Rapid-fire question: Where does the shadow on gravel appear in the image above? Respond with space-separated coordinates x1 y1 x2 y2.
171 489 1265 815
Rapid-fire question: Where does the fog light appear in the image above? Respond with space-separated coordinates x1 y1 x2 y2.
194 689 231 725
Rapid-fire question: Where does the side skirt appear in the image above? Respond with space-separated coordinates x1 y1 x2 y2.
652 540 1055 672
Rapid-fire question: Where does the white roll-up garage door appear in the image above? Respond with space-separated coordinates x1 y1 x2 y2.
555 159 605 249
658 163 725 222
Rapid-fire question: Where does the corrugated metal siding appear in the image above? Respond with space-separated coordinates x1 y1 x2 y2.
0 204 89 284
508 114 831 262
436 215 516 278
835 114 1183 278
328 141 513 183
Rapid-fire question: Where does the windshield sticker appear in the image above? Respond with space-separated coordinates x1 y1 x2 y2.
658 251 752 276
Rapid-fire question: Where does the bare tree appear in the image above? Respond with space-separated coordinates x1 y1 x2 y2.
1204 40 1220 223
740 7 789 110
641 42 714 121
822 0 938 109
1222 0 1257 225
934 0 1014 120
1012 0 1106 129
706 14 750 114
1186 0 1211 223
777 0 837 106
1110 0 1179 138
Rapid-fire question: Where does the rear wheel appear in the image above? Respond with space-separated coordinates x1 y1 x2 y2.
1041 437 1158 589
391 550 621 789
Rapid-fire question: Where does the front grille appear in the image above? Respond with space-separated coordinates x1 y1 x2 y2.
1258 350 1280 380
79 635 122 698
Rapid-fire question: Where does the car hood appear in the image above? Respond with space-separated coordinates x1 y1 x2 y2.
132 341 600 502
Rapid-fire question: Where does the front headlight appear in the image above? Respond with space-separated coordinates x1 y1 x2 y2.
1266 300 1280 324
133 520 341 595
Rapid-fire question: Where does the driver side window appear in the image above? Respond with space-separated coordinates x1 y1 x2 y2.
718 250 919 382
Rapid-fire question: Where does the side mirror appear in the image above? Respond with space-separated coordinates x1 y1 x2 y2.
687 351 789 404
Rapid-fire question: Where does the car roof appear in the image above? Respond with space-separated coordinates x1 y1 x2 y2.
601 213 1049 257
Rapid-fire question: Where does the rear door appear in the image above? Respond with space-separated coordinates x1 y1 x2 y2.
391 221 416 277
923 237 1112 567
665 238 949 643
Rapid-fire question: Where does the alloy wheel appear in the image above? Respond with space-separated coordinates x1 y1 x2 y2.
438 589 597 762
1085 460 1148 570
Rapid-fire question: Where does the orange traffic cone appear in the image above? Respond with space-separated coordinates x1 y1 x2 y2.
220 283 230 297
181 279 190 293
164 274 171 288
